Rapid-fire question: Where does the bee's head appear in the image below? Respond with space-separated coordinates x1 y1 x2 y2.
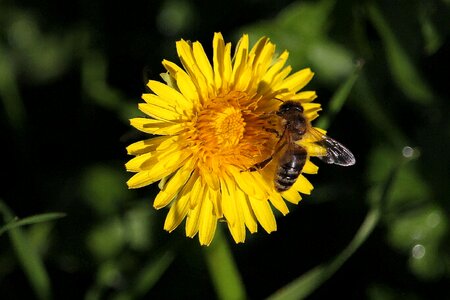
276 101 304 116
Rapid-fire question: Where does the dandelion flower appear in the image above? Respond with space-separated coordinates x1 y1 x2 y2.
126 33 323 246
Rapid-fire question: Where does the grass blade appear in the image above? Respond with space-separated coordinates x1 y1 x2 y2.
316 60 364 130
266 158 403 300
0 212 66 237
367 2 434 105
0 200 53 300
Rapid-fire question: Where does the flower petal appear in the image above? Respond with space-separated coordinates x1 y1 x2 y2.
277 68 314 93
126 151 190 188
269 192 289 216
241 191 258 234
126 136 171 155
125 152 155 172
144 81 193 111
138 102 183 121
153 159 195 209
213 32 232 91
281 188 302 205
198 192 218 246
302 160 319 174
259 50 289 93
162 59 200 108
220 174 238 226
193 41 215 94
231 34 250 90
164 171 199 232
130 118 185 135
176 39 209 101
185 181 208 238
290 91 317 103
229 168 267 200
248 196 276 233
292 174 314 195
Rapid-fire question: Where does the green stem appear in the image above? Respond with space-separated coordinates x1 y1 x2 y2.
203 226 246 300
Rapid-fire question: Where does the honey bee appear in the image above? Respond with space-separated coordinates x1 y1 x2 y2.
254 100 355 192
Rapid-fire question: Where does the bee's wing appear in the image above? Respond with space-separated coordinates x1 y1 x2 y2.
316 136 355 166
308 127 356 166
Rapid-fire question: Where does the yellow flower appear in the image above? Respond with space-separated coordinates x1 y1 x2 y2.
126 33 323 246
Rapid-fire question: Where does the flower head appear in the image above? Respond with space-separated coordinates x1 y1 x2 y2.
126 33 323 245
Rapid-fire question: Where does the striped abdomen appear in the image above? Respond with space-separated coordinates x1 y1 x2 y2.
275 144 307 192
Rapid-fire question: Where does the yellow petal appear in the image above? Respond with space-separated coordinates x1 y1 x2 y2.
240 191 257 233
162 60 200 107
292 174 314 195
229 168 267 200
176 40 209 101
185 182 207 238
143 81 193 113
269 192 289 216
259 50 289 93
125 152 155 172
126 152 190 189
193 41 214 93
212 32 225 90
200 169 220 191
164 171 199 232
302 160 319 174
303 103 322 121
209 187 222 218
290 91 317 103
198 192 217 246
281 188 302 204
189 173 206 209
138 102 183 121
126 136 170 155
248 37 275 91
130 118 185 135
270 65 293 92
220 174 238 226
248 196 276 233
224 179 247 242
153 159 195 209
130 140 181 171
278 68 314 93
185 204 201 238
231 34 249 89
213 32 232 91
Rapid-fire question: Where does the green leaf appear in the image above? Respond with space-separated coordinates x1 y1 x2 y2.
367 3 434 105
0 201 54 300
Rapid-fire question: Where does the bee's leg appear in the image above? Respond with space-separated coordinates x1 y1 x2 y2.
248 156 273 172
264 127 281 138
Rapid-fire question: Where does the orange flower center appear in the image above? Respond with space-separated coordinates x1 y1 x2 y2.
185 91 278 173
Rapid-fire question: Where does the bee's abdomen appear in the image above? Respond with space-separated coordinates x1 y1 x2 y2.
275 146 307 192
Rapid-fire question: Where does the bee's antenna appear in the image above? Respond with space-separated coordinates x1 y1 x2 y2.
273 97 284 103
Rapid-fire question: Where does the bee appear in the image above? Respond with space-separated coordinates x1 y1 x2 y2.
254 100 355 192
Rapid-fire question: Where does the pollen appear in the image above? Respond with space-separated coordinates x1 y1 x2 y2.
200 94 245 148
186 91 276 172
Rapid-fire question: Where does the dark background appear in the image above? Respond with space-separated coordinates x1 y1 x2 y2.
1 0 450 299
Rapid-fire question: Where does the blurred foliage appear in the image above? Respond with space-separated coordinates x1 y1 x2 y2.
1 0 450 299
